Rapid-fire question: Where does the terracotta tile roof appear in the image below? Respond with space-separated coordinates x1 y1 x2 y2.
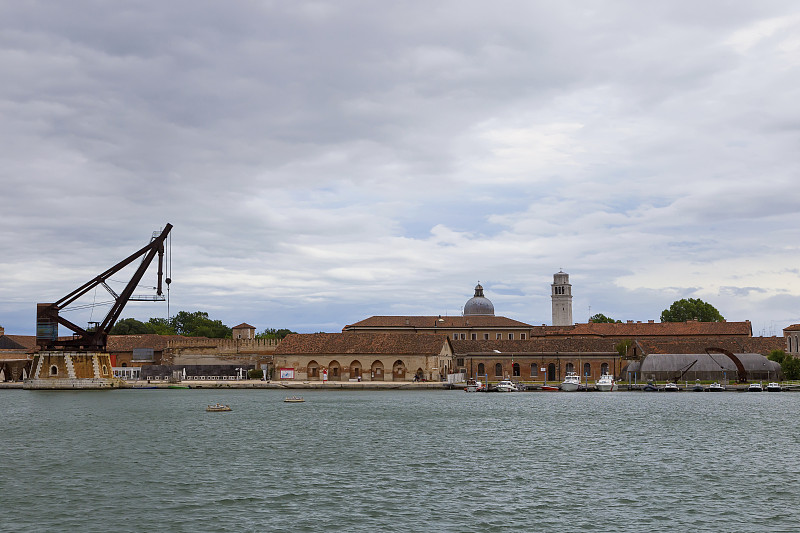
562 320 752 337
233 323 255 329
0 335 35 350
784 324 800 332
636 336 784 356
343 315 533 330
275 332 451 356
106 334 186 352
451 338 620 355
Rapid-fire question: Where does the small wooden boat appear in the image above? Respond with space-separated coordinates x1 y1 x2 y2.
206 403 231 412
541 385 560 391
284 396 305 403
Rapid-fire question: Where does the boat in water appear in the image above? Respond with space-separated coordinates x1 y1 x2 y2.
707 382 725 392
206 403 231 412
691 380 704 392
663 382 679 392
541 385 560 391
766 382 782 392
595 373 616 392
495 379 518 392
465 378 484 392
284 397 305 403
560 372 581 392
642 382 659 392
747 382 763 392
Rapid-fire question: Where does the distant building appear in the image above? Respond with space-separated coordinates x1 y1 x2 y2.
232 323 256 340
551 270 573 326
274 332 453 382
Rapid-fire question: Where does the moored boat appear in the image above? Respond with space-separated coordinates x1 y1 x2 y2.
541 385 560 391
284 396 305 403
495 379 518 392
206 403 231 412
747 382 763 392
707 382 725 392
560 372 581 392
766 382 782 392
465 378 483 392
595 373 616 392
663 382 679 392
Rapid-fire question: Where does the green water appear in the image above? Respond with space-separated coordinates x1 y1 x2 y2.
2 389 798 532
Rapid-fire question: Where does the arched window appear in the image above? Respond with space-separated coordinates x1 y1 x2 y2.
530 363 537 377
512 363 520 377
477 363 485 375
566 362 574 373
583 362 591 377
601 363 609 375
50 365 58 376
495 363 503 376
102 365 108 376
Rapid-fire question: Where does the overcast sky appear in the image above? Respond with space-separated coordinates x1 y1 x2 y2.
2 1 799 337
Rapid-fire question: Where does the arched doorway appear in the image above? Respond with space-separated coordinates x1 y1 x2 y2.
350 360 362 381
601 362 609 375
371 360 384 381
583 362 591 378
494 363 503 377
548 363 556 382
477 363 485 376
512 363 520 377
530 363 537 377
415 368 424 381
307 360 320 380
393 360 406 380
328 360 341 381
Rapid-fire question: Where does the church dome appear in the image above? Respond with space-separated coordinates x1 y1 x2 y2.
464 283 495 316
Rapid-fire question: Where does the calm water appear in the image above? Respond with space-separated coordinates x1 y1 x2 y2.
2 389 799 532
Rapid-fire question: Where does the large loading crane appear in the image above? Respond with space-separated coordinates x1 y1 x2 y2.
36 224 172 351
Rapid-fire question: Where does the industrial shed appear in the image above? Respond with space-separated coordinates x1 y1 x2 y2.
622 352 782 383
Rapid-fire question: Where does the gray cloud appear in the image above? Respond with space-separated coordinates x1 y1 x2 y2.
2 1 799 335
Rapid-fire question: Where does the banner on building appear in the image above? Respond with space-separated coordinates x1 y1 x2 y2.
280 368 295 380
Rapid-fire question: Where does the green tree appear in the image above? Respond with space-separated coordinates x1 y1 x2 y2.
110 318 150 335
660 298 724 322
769 349 800 380
256 328 296 340
615 339 633 357
170 311 231 338
589 313 621 323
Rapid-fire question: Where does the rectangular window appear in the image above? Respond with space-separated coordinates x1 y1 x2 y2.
483 333 489 340
521 333 527 340
508 333 514 340
496 333 502 340
471 333 477 340
460 333 466 340
456 358 465 367
453 333 458 340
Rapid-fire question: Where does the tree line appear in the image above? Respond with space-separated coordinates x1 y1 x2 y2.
110 311 295 339
590 298 725 324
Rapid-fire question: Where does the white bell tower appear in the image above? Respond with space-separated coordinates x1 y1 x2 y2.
551 270 573 326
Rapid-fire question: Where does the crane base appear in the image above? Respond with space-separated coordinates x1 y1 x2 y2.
24 351 122 390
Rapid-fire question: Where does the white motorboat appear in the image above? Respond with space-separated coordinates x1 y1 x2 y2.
707 382 725 392
663 382 679 392
495 379 518 392
747 382 763 392
766 382 782 392
560 372 581 392
595 373 616 392
465 378 483 392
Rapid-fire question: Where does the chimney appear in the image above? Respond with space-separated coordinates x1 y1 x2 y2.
0 326 4 336
648 320 654 323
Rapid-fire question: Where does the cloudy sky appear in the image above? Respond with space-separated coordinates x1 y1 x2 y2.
2 1 799 337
